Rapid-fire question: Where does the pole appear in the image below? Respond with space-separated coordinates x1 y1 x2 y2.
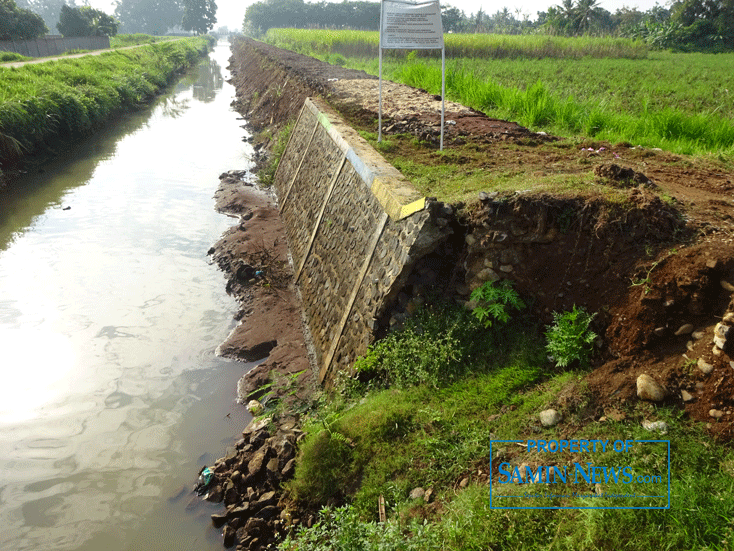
378 0 384 143
440 45 445 151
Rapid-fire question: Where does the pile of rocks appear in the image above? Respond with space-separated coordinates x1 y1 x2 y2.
199 416 303 550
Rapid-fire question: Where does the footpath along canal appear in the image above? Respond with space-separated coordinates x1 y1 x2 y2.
0 41 256 550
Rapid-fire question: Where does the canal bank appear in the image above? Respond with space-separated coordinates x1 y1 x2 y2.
0 36 215 186
0 42 261 551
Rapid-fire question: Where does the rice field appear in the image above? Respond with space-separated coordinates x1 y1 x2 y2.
265 28 649 60
264 29 734 157
0 36 215 169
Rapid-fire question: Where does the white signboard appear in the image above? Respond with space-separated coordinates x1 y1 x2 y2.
378 0 446 149
380 0 444 50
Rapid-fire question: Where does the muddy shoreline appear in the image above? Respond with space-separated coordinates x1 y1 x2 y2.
210 171 316 407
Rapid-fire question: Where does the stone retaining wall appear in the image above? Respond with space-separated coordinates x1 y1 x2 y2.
0 35 110 57
273 97 449 386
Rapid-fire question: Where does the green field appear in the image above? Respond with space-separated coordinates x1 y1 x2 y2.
264 29 734 157
0 35 215 171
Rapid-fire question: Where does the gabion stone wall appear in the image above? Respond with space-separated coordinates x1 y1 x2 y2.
273 97 449 386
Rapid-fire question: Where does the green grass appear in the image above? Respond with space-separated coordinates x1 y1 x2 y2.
263 30 734 157
110 34 179 48
0 52 29 63
0 36 215 167
281 297 734 550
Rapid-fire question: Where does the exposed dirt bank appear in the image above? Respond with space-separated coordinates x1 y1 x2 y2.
210 171 315 408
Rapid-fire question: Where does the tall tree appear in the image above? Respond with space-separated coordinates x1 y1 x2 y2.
0 0 47 39
441 6 468 33
57 4 117 36
115 0 182 35
14 0 68 32
182 0 216 34
56 3 87 35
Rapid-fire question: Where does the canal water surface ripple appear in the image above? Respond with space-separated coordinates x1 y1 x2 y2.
0 42 254 550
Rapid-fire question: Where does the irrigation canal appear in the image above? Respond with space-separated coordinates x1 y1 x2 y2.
0 41 255 550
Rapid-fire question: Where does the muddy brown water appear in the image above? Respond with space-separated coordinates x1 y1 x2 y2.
0 42 254 550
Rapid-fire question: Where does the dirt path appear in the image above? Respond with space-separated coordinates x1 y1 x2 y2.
0 40 184 68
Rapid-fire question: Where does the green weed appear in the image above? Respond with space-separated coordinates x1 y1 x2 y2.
545 306 597 368
470 279 525 328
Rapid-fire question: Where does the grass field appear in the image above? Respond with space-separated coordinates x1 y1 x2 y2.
0 35 215 171
264 29 734 157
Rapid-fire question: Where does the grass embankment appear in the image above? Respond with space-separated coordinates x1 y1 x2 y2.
110 34 178 48
0 35 215 173
264 29 734 157
0 52 29 62
278 300 734 551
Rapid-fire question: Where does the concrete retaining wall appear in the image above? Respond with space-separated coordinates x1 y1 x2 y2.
274 97 449 386
0 36 110 57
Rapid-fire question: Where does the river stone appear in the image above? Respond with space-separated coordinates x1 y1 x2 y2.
681 390 694 402
539 409 561 427
205 484 223 503
243 417 270 436
698 358 714 374
246 400 264 415
211 511 228 528
674 324 694 336
252 505 279 520
709 409 724 419
248 444 269 475
223 525 236 548
721 280 734 292
255 491 277 507
642 420 668 433
281 457 296 479
714 323 732 350
636 374 666 402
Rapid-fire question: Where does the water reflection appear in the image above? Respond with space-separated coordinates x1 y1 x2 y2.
0 43 254 551
192 58 224 103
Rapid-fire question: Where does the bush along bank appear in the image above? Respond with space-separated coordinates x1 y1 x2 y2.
0 35 215 178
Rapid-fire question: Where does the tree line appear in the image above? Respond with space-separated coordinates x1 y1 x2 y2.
244 0 734 52
1 0 217 41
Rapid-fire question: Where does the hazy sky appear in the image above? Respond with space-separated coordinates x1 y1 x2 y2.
95 0 671 32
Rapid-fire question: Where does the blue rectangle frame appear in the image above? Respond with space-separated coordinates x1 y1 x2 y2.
489 439 670 510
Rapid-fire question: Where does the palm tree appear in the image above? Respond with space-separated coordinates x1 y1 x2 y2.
573 0 603 33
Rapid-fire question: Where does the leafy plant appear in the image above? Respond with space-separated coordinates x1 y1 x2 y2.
353 303 483 388
470 279 525 328
545 305 597 367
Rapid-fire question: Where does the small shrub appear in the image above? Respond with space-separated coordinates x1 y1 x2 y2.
470 279 525 328
545 305 597 367
353 303 482 388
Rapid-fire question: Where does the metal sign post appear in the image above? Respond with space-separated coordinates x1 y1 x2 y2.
379 0 445 150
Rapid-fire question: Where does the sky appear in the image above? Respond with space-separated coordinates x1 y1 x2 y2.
215 0 670 31
94 0 670 33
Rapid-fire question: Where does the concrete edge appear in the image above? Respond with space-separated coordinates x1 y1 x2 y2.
305 97 426 220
